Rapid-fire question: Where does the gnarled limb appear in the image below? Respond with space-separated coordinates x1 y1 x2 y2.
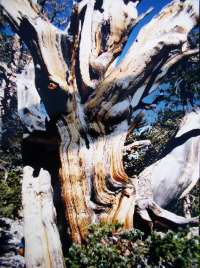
86 0 198 124
1 0 198 117
151 110 200 207
0 0 69 90
135 110 200 229
149 47 199 93
0 0 71 117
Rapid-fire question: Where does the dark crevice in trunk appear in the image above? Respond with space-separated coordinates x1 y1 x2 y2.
22 120 71 252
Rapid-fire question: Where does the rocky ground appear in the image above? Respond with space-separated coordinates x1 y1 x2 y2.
0 217 25 268
0 123 25 267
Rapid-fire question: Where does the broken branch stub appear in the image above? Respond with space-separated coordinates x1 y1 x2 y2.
22 166 65 268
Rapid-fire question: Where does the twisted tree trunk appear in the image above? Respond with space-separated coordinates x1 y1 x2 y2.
0 0 199 265
57 116 134 242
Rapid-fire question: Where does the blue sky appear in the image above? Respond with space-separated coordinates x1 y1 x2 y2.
2 1 172 37
1 0 173 61
118 0 172 63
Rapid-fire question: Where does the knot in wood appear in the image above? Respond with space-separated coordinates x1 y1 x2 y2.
122 184 135 197
48 82 57 90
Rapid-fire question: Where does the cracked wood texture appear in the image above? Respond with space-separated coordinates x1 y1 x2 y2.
22 167 65 268
0 0 199 265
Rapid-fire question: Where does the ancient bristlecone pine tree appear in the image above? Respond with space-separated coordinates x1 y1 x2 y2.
0 0 199 266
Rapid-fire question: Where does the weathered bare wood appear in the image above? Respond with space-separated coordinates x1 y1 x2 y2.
57 118 133 242
78 0 152 88
0 0 69 90
17 60 49 132
86 0 198 121
0 0 199 260
149 47 199 93
22 166 65 268
149 110 200 206
135 110 200 227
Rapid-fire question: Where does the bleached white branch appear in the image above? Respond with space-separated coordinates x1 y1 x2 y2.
23 166 65 268
0 0 69 90
86 0 199 121
139 110 200 208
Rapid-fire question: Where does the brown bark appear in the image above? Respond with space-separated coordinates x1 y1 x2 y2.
56 115 133 243
0 0 199 265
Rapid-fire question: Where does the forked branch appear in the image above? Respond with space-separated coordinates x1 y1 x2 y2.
86 0 199 125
